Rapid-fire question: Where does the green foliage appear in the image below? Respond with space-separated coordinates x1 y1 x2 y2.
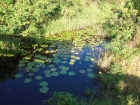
46 92 79 105
0 0 60 37
0 0 87 52
103 1 138 42
59 0 84 18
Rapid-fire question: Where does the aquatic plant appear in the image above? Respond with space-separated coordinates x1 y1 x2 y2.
46 92 79 105
14 74 22 78
24 78 32 83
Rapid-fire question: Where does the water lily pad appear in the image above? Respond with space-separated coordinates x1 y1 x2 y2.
40 64 46 68
27 62 35 67
90 58 95 61
59 65 69 70
75 56 80 60
28 73 34 76
68 71 75 76
39 87 49 94
71 55 76 58
45 58 53 62
64 55 70 58
89 64 94 68
69 62 74 65
44 70 51 74
39 81 48 87
62 67 69 71
45 50 49 54
37 48 43 51
41 44 48 47
40 56 47 60
34 59 45 64
35 64 41 68
79 70 85 74
53 59 60 64
61 61 68 64
59 70 67 75
74 52 79 55
88 73 94 78
84 58 90 61
70 59 76 62
19 59 27 64
14 74 22 78
51 68 57 71
87 69 93 72
85 56 90 59
59 65 65 69
45 73 51 78
24 78 32 83
51 72 59 76
31 68 38 72
35 76 43 80
63 57 68 60
18 63 25 68
24 56 31 60
49 64 54 68
86 52 91 55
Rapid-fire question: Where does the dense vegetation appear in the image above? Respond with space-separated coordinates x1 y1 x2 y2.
0 0 140 105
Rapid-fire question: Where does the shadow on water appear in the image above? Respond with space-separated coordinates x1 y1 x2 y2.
0 30 104 105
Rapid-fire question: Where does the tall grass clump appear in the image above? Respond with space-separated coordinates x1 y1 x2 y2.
96 0 140 104
44 1 112 35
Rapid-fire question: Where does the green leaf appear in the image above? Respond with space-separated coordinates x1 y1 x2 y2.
87 69 93 72
18 63 25 68
28 73 34 76
53 59 60 64
51 68 57 71
34 59 45 64
44 70 51 74
68 71 75 76
27 62 35 67
19 59 27 64
24 78 32 83
59 70 67 75
49 64 54 68
35 76 43 80
51 72 59 76
35 54 42 58
39 87 49 94
45 73 51 78
39 81 48 87
89 64 94 68
79 70 85 74
61 61 68 64
88 73 94 78
14 74 22 78
31 68 38 72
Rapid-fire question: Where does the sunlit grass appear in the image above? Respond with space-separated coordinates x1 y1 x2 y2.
97 51 114 73
45 2 112 35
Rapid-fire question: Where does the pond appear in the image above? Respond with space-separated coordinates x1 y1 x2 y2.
0 30 104 105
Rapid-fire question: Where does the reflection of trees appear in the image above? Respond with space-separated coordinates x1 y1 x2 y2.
0 54 21 82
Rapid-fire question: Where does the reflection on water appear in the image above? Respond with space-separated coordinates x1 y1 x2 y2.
0 38 104 105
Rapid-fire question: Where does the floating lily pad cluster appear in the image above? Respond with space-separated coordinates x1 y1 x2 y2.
15 28 103 93
39 81 49 94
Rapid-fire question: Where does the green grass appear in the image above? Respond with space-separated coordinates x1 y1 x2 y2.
44 2 112 35
44 0 140 104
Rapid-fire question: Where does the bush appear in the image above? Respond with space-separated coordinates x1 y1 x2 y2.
103 1 138 42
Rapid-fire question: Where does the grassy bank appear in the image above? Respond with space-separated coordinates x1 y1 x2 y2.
96 0 140 105
1 0 140 104
45 0 140 105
